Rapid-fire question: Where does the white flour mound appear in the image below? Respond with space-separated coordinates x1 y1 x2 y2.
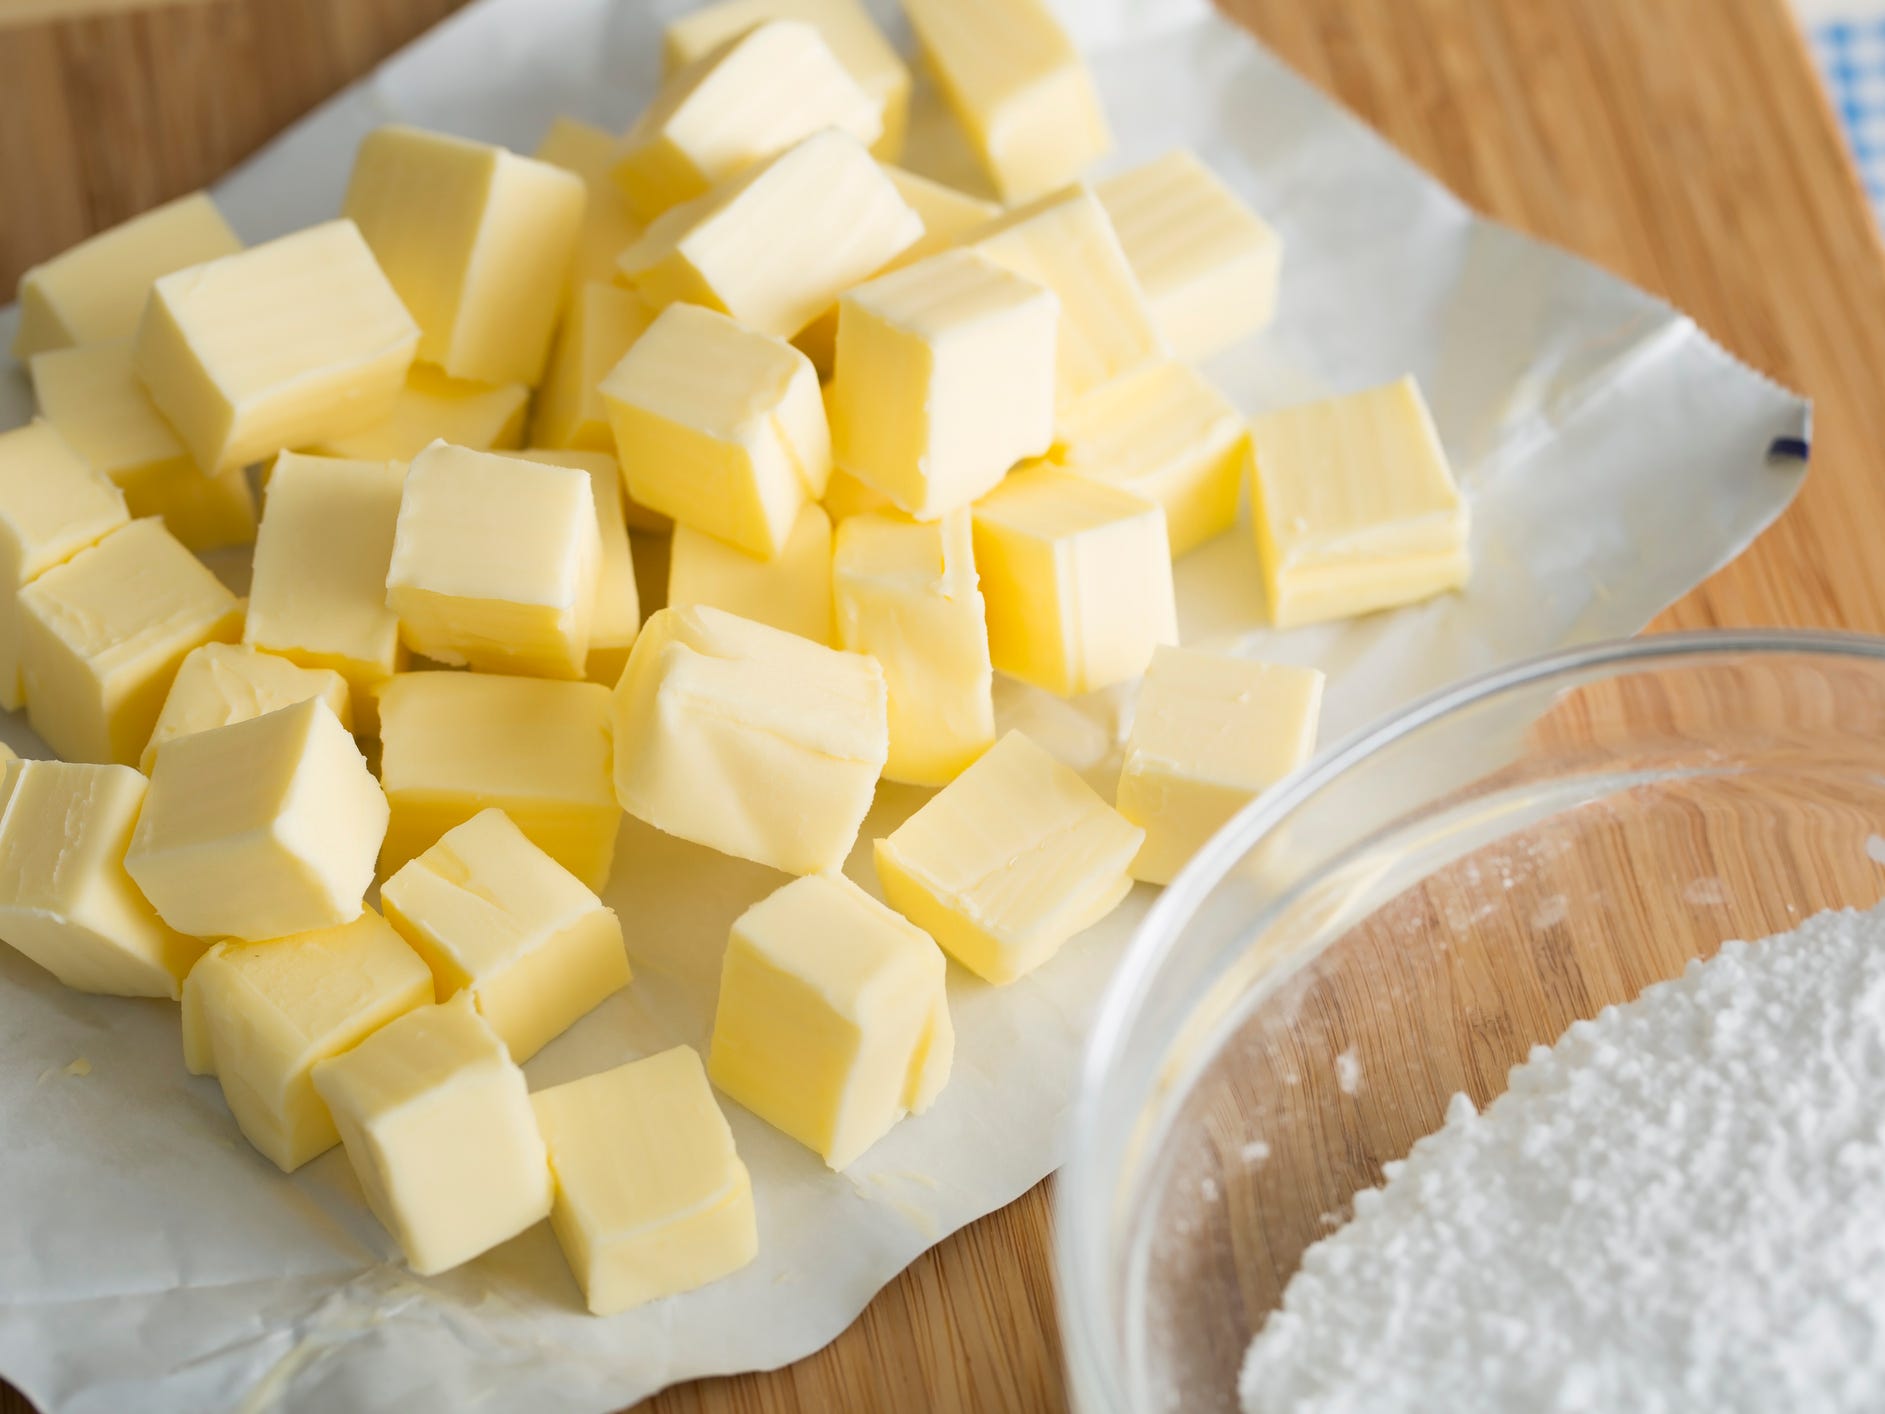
1239 903 1885 1414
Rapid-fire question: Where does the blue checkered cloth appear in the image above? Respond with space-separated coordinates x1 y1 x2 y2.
1812 18 1885 213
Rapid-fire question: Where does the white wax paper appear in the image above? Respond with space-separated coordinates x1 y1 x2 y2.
0 0 1808 1409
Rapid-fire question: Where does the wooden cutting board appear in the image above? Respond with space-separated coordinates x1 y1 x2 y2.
4 0 1884 1410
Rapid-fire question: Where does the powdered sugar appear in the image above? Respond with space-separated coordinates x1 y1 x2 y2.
1239 903 1885 1413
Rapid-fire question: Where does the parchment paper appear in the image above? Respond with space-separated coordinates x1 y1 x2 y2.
0 1 1808 1409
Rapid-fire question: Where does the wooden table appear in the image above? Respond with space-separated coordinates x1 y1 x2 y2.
4 0 1884 1409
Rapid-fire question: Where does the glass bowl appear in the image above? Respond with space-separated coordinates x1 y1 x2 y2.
1055 630 1885 1413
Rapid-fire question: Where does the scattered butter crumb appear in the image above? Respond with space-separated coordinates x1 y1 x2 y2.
1868 834 1885 867
1241 1139 1272 1167
1335 1048 1361 1095
63 1058 91 1078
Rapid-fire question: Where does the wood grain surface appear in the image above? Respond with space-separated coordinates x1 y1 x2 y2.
3 0 1883 1411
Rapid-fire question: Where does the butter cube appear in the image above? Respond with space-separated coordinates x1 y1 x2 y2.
875 730 1142 984
830 250 1057 519
308 363 527 463
1053 362 1249 557
19 518 242 765
616 20 880 221
971 466 1176 697
0 420 131 711
245 453 406 724
142 643 352 773
377 672 619 891
12 191 241 359
0 761 203 998
600 303 828 559
381 809 629 1063
612 605 887 875
532 1046 756 1313
532 284 653 453
1249 376 1471 627
182 911 433 1171
1096 149 1284 363
711 873 951 1168
821 466 894 523
133 220 420 474
1117 648 1323 885
126 698 387 941
311 994 553 1275
900 0 1110 201
618 129 920 340
833 511 994 787
664 0 911 159
385 443 602 679
668 502 832 644
343 126 586 386
969 186 1164 411
533 118 647 300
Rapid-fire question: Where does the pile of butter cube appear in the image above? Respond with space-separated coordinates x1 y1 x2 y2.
0 0 1468 1316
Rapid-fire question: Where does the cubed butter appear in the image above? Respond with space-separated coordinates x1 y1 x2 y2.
830 250 1057 519
1053 361 1248 557
668 502 832 644
1249 376 1471 627
0 420 131 711
971 465 1176 697
618 129 920 340
381 808 629 1063
377 672 619 891
142 643 352 773
532 1046 756 1314
833 510 994 787
12 191 241 359
0 761 203 998
600 303 828 559
875 730 1142 984
900 0 1110 201
821 466 894 523
343 126 586 386
19 518 242 765
533 118 647 300
133 220 420 474
612 605 887 876
710 872 951 1169
310 994 553 1275
1096 149 1284 363
181 911 433 1172
1118 648 1323 885
308 363 527 463
532 283 653 452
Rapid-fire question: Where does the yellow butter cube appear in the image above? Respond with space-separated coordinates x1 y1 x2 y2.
12 191 241 359
1053 362 1249 557
971 466 1176 697
668 502 832 644
616 20 880 221
612 605 887 875
308 363 527 463
618 130 920 340
377 672 619 891
833 510 994 787
1249 376 1471 628
664 0 910 159
711 873 951 1169
969 186 1164 411
900 0 1110 202
133 220 420 474
830 250 1057 520
1118 648 1323 885
19 518 242 765
245 452 406 725
821 466 894 523
381 809 629 1063
141 642 352 773
532 284 654 453
311 994 553 1275
182 911 433 1171
601 303 828 559
0 761 204 998
533 1045 756 1314
533 118 647 301
875 730 1141 984
0 420 131 711
1096 149 1284 363
343 126 586 386
126 698 388 942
